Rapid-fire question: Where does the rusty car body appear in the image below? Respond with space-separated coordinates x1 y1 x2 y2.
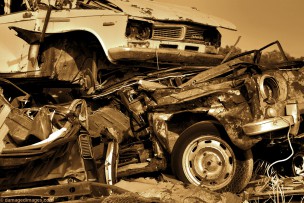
85 41 304 193
1 0 304 198
0 41 304 199
0 0 235 92
0 79 126 201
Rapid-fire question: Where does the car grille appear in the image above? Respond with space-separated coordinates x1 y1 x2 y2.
152 27 183 40
185 27 205 41
152 25 206 43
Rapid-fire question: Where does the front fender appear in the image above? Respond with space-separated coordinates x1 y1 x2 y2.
150 108 209 153
10 9 128 62
208 101 262 150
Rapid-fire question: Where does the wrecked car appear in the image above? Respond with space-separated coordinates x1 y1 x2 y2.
0 79 125 201
84 41 304 193
1 41 304 196
0 0 235 93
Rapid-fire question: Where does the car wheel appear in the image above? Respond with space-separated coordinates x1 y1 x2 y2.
171 121 253 193
39 36 98 95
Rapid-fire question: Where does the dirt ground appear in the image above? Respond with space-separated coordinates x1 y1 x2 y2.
108 174 243 203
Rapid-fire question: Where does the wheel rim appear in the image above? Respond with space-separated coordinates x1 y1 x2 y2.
182 135 236 189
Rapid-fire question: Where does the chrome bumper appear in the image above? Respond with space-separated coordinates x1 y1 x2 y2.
108 47 224 66
242 116 294 136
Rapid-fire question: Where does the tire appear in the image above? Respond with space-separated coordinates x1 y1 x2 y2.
39 36 97 95
171 121 253 193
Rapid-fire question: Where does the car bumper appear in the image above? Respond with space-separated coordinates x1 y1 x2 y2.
108 47 224 66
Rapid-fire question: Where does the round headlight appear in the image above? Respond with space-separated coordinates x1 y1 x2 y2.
259 75 279 104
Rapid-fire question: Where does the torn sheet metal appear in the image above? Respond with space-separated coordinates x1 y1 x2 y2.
180 59 242 88
88 106 133 143
0 84 106 191
1 41 303 195
154 79 245 106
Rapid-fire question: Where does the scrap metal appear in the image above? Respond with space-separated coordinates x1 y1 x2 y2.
1 1 304 197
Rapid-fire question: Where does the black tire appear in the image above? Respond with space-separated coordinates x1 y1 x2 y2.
171 121 253 193
39 35 97 95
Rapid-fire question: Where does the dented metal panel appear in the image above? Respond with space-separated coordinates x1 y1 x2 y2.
108 0 237 30
88 106 134 143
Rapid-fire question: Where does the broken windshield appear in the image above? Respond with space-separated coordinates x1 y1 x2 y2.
79 0 122 11
29 0 121 11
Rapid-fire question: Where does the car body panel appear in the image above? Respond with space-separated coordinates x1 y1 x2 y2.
108 0 237 30
0 9 128 74
0 11 34 73
0 0 235 86
0 41 303 194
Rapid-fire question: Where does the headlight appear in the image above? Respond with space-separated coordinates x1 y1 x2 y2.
259 75 279 104
126 20 152 40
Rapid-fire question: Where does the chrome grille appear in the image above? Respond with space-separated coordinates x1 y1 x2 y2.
151 25 211 44
185 27 205 42
152 26 183 40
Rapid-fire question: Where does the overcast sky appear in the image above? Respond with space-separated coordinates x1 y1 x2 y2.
158 0 304 58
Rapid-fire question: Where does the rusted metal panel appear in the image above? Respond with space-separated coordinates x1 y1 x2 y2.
208 100 262 150
180 59 241 88
0 182 125 199
155 79 243 105
88 106 133 143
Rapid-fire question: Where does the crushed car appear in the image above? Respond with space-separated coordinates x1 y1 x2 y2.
1 0 304 198
0 0 236 93
0 41 304 199
85 41 304 193
0 79 128 201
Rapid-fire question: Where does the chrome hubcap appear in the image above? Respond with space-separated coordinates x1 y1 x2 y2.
182 136 235 189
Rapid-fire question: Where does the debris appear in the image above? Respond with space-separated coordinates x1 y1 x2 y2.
242 176 304 201
115 177 242 203
0 104 10 152
1 0 304 199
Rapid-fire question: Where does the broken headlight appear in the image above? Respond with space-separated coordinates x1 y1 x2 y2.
260 75 279 104
126 20 152 40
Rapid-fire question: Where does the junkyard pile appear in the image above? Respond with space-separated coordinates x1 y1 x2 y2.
0 41 304 202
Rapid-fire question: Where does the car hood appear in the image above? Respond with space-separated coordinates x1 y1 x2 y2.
107 0 236 30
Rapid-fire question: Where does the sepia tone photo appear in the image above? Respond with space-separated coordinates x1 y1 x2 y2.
0 0 303 202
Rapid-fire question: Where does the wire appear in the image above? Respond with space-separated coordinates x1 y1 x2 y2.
266 116 294 203
266 116 294 177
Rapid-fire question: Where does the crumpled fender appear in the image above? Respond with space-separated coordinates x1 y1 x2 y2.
208 99 262 150
9 26 45 44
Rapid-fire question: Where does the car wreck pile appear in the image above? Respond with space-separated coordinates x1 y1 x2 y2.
0 40 304 201
1 0 304 202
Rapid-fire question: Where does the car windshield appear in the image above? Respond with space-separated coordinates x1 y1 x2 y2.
80 0 122 11
15 0 122 11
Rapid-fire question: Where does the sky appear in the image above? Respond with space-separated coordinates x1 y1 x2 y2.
158 0 304 58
